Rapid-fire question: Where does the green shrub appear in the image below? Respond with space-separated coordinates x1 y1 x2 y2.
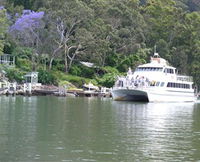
69 64 95 78
5 68 24 83
95 66 120 87
96 73 117 88
117 55 145 72
38 69 57 85
12 47 33 59
69 65 82 76
15 58 32 71
52 59 65 71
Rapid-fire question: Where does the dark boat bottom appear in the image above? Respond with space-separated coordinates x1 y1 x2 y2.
115 94 149 102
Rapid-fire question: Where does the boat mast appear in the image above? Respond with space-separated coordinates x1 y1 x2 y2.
154 45 157 54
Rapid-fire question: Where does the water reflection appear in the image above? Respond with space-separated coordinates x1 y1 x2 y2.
111 101 199 161
0 96 200 161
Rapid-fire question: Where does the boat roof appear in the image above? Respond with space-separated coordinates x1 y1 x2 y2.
138 53 176 69
138 63 176 69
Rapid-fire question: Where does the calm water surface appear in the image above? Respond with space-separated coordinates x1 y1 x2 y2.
0 96 200 162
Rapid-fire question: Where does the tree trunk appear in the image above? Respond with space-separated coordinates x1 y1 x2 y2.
64 55 68 73
64 45 68 73
49 57 54 70
32 54 36 71
68 44 82 71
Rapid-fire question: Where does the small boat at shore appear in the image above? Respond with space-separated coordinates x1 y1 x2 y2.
111 52 197 102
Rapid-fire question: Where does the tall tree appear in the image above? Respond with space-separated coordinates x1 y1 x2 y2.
7 0 34 9
10 10 45 70
44 0 93 72
0 7 8 55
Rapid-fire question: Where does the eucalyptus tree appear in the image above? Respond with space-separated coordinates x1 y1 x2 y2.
170 11 200 78
81 0 148 68
143 0 181 45
7 0 34 9
105 0 146 55
44 0 94 72
183 12 200 86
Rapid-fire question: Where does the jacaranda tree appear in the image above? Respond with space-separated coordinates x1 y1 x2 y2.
10 10 45 70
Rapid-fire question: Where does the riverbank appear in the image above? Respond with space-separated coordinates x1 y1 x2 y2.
0 84 112 98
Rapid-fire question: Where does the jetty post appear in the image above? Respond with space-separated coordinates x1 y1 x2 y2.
23 72 39 95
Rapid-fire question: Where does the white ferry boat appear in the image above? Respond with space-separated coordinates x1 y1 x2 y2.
111 53 197 102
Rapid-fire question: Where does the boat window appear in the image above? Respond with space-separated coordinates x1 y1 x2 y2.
150 81 156 86
192 84 195 89
118 81 123 87
164 68 174 74
137 67 163 72
146 67 163 72
160 82 165 87
156 82 160 86
156 68 163 71
167 82 190 89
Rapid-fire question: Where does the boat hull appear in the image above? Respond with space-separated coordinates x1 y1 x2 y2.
111 88 149 102
111 88 197 102
147 89 196 102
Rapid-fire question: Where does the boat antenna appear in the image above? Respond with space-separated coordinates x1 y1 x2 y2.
154 45 157 54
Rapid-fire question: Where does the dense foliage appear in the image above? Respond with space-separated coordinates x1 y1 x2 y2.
1 0 200 88
0 7 8 55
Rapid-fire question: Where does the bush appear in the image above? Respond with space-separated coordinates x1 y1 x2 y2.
52 59 65 71
117 55 145 72
96 73 115 87
5 68 24 83
69 64 95 78
12 47 33 59
15 58 32 71
69 65 82 76
38 69 57 85
95 66 120 87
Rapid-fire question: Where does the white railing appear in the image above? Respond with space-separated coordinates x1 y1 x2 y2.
177 75 193 82
0 54 15 66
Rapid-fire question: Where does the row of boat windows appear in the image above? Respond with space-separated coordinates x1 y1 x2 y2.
167 82 190 89
164 68 174 74
136 67 163 71
117 79 191 89
150 81 191 89
136 67 175 74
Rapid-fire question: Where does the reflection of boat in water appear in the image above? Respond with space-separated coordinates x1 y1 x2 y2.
111 52 197 102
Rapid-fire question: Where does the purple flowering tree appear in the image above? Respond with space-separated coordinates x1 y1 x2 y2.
10 10 44 46
10 10 45 70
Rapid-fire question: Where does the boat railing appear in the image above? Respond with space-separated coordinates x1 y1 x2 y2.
114 77 150 89
177 75 193 82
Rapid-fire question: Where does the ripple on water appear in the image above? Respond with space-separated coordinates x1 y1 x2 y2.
71 150 84 153
81 159 97 162
55 147 65 150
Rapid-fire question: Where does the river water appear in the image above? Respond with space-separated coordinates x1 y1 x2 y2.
0 96 200 162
